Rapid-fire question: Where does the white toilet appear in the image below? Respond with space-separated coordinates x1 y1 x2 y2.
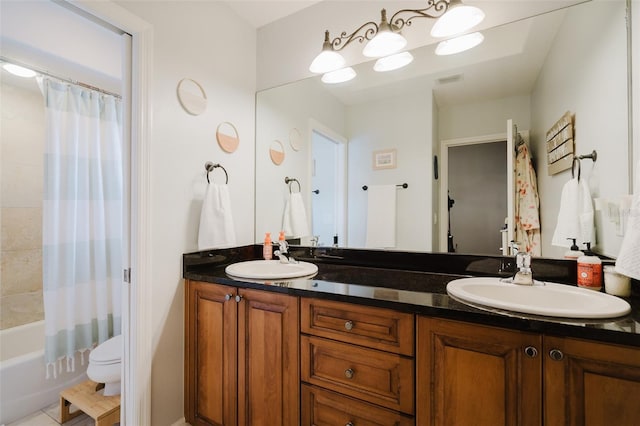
87 334 123 396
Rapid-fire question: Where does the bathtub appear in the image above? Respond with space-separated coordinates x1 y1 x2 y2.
0 321 88 425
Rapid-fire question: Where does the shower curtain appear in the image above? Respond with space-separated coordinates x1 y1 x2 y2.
40 78 123 377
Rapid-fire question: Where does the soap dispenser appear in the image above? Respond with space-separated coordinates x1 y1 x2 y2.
263 232 272 260
564 238 584 260
577 243 602 291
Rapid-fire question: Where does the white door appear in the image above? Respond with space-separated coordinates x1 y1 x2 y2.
505 119 516 255
311 130 339 246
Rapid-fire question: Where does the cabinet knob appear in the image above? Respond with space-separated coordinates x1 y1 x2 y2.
524 346 538 358
344 320 354 331
346 422 354 426
235 295 243 303
549 349 564 361
344 368 355 379
224 294 232 301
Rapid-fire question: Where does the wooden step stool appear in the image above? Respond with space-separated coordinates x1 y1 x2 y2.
60 380 120 426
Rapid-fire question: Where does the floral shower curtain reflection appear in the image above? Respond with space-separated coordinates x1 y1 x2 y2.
39 77 123 377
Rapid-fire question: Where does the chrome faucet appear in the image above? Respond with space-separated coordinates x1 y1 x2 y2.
274 239 297 264
512 252 534 285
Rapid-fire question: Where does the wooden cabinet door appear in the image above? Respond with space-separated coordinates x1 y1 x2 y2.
416 317 542 426
185 281 238 426
237 288 300 426
544 336 640 425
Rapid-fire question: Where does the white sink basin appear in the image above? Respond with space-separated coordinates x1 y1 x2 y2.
225 260 318 280
447 277 631 319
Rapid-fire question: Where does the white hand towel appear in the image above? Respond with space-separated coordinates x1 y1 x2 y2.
365 185 396 248
282 192 309 238
616 160 640 279
198 184 236 250
551 177 595 247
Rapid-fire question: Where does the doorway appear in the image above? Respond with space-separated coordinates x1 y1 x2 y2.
439 132 514 255
0 1 153 424
448 141 507 254
309 121 347 247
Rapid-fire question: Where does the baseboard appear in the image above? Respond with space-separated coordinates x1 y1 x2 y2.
170 417 189 426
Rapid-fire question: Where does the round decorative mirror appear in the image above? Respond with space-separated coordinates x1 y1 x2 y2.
269 140 285 165
177 78 207 115
216 121 239 153
289 128 302 151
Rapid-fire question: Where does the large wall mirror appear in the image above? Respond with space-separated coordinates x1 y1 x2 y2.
256 0 633 260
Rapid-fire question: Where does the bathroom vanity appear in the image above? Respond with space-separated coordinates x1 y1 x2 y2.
183 245 640 426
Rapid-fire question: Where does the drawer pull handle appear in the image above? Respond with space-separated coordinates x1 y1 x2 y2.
549 349 564 361
346 422 354 426
344 320 354 331
344 368 355 379
524 346 538 358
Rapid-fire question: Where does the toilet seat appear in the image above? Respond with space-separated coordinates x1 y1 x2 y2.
89 334 123 365
87 334 123 396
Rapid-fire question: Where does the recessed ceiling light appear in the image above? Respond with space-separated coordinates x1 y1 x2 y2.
2 63 37 78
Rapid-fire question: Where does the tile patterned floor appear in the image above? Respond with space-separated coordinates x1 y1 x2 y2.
6 401 96 426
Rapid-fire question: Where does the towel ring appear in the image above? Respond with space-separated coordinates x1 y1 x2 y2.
204 161 229 184
284 177 301 193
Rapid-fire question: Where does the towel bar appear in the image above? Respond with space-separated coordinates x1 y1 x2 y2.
362 183 408 191
204 161 228 184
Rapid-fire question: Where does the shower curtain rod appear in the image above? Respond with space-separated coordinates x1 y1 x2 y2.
0 55 122 99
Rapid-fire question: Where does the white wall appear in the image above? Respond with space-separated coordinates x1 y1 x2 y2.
255 78 346 242
114 1 257 424
437 94 531 141
347 90 433 251
531 0 628 259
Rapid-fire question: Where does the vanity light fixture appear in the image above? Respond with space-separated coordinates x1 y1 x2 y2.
374 51 414 72
309 31 347 73
309 0 484 74
2 63 36 78
435 32 484 56
362 9 407 58
430 0 485 38
321 67 357 84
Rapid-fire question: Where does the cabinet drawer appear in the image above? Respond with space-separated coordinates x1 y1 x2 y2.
301 298 414 355
301 335 414 414
302 384 414 426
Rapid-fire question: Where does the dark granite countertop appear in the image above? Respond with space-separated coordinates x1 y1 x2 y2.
183 245 640 347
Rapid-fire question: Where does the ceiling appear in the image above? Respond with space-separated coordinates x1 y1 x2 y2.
225 0 322 28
